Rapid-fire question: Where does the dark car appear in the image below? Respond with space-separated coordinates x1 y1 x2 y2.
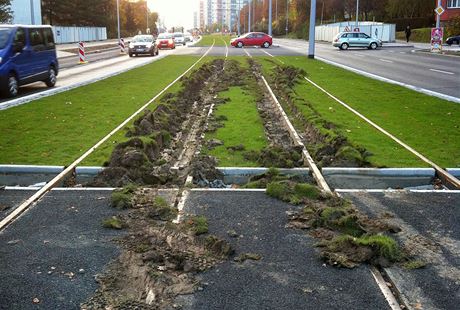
230 32 272 48
446 35 460 46
0 25 58 97
128 35 159 57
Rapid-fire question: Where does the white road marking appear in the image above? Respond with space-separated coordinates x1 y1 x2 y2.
243 47 252 58
399 52 406 54
315 56 460 104
261 49 285 64
353 52 367 57
222 38 228 58
388 50 395 53
379 58 394 63
429 68 455 75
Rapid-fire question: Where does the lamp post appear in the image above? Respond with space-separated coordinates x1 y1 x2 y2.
248 0 251 32
436 0 441 28
285 0 289 36
117 0 121 43
308 0 316 59
268 0 272 36
146 1 149 33
355 0 359 28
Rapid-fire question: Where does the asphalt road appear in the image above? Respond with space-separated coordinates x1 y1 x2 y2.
275 38 460 99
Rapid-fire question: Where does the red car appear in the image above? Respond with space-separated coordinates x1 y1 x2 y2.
156 33 176 49
230 32 272 48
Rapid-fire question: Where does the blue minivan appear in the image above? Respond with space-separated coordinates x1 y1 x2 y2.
0 25 59 97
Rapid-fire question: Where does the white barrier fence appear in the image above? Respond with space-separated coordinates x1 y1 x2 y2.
53 26 107 44
315 22 396 43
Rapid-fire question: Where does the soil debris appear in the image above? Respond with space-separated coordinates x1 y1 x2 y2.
89 59 226 188
266 179 406 268
264 59 372 168
191 155 226 188
233 253 262 263
82 189 232 309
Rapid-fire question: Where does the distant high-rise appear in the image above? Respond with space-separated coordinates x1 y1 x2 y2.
194 11 198 29
200 0 205 30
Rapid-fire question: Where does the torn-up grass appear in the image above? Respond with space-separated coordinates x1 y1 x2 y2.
266 181 321 205
102 216 124 230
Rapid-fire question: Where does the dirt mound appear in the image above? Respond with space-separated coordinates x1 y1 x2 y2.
266 60 372 168
81 189 232 309
286 193 404 268
89 60 225 187
192 155 225 188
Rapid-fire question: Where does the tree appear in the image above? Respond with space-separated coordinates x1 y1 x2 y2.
0 0 11 23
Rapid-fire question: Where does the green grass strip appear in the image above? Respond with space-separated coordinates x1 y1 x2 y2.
196 34 233 47
258 56 460 168
204 86 268 167
0 56 200 166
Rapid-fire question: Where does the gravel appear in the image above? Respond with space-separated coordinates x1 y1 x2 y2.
342 191 460 310
0 190 124 309
176 191 390 309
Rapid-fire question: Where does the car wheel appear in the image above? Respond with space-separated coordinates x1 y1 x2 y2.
45 67 57 87
370 42 378 50
5 73 18 97
129 53 133 57
340 43 349 50
237 41 243 48
262 41 270 48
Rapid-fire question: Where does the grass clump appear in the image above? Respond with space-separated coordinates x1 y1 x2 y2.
266 181 321 205
148 196 178 221
102 216 124 229
187 216 209 235
403 259 428 270
321 234 402 268
111 184 137 209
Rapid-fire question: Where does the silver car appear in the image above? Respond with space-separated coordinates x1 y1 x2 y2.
173 32 185 46
333 32 382 50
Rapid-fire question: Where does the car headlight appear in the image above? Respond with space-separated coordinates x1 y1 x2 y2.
129 43 134 49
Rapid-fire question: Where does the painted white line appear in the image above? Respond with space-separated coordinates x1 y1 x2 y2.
261 49 285 64
353 53 367 57
429 68 455 75
0 43 216 232
222 38 229 58
399 52 406 54
379 58 394 63
315 56 460 104
190 188 266 192
370 267 402 310
303 76 460 189
336 189 460 193
243 47 252 58
388 51 395 53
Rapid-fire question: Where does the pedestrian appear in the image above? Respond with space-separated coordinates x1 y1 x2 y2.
405 26 411 43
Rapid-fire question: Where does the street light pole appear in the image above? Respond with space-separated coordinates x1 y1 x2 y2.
285 0 289 36
248 0 251 32
117 0 121 43
308 0 316 59
355 0 359 28
436 0 441 28
146 1 149 33
237 0 241 35
268 0 272 36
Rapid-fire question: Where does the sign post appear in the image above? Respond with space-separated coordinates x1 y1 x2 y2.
431 27 444 53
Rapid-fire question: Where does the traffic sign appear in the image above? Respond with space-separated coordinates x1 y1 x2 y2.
435 6 445 16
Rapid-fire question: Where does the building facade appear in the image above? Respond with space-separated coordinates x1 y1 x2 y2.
10 0 42 25
439 0 460 23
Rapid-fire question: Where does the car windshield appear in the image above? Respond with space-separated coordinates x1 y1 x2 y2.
158 34 172 39
174 33 184 38
132 35 153 43
0 28 11 49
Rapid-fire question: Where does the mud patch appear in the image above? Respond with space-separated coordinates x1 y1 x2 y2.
262 59 372 168
90 59 225 188
81 188 232 309
262 179 405 268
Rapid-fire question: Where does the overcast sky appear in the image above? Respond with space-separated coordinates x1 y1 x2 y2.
149 0 199 29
